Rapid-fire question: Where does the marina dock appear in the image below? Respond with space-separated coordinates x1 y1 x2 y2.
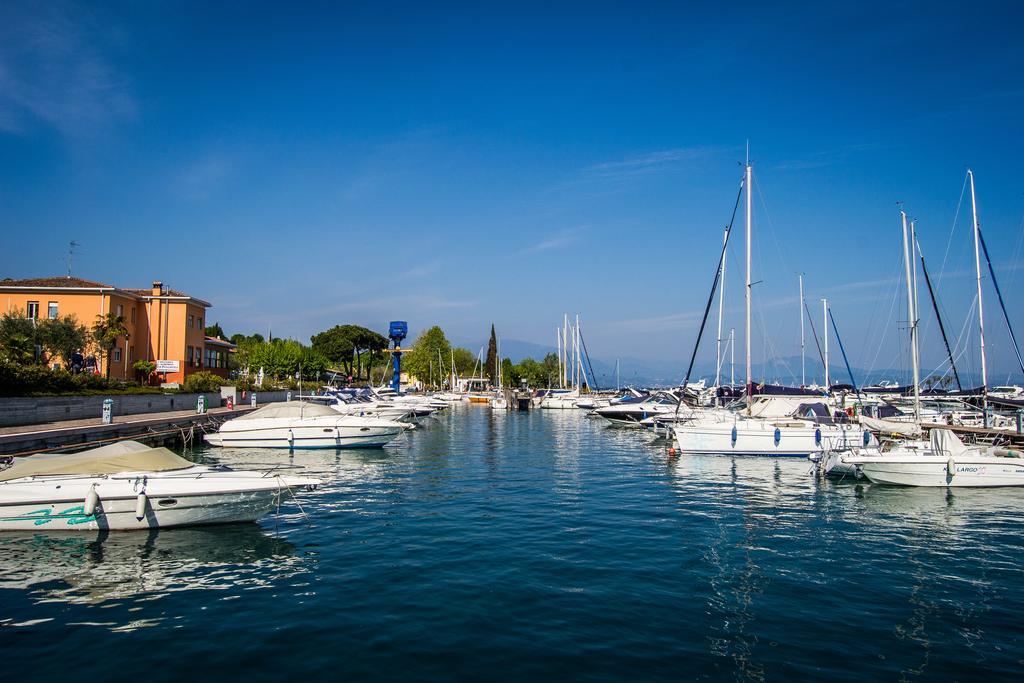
0 405 255 456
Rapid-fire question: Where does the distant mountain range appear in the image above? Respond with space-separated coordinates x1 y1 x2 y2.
453 338 1016 389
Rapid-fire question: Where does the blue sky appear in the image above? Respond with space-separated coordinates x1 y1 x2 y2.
1 1 1023 382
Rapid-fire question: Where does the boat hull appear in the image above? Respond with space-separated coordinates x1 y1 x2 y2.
674 421 871 457
204 425 401 449
853 457 1024 487
0 472 317 531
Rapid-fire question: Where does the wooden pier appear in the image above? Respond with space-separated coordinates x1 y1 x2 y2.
921 422 1024 448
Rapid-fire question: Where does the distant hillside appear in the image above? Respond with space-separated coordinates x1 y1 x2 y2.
453 339 1014 389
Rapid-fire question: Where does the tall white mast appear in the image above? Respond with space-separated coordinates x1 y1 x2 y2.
715 227 728 389
730 328 735 386
565 315 573 389
968 169 988 415
556 327 562 389
799 274 806 387
821 298 829 388
901 210 921 422
575 313 581 391
744 160 753 415
615 358 620 391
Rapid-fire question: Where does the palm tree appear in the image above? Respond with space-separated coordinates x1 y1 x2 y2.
92 313 128 379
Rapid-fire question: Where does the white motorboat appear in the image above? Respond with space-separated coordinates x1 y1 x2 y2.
204 402 407 449
540 389 581 410
843 429 1024 487
594 391 682 426
0 441 320 531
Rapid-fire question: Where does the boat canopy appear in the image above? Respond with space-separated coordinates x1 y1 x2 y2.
793 402 838 425
0 441 193 482
930 428 970 457
859 415 923 438
235 401 339 420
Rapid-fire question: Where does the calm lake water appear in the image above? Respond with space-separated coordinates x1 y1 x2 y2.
2 405 1023 681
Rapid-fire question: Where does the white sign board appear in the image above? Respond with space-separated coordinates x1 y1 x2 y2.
156 360 180 373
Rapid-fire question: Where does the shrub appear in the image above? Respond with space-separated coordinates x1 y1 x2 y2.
182 371 224 393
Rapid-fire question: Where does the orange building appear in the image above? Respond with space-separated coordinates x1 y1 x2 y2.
0 276 232 384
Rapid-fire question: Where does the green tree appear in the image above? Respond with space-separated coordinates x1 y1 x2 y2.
134 359 156 385
205 321 226 338
37 315 88 368
485 324 498 386
245 338 327 381
310 325 389 380
501 357 518 387
311 326 356 375
403 326 452 389
0 313 40 365
451 347 477 376
91 313 129 379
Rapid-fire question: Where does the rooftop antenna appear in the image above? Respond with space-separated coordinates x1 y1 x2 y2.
66 241 80 278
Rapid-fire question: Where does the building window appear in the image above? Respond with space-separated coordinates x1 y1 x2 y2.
47 302 58 319
186 346 194 366
26 301 39 319
188 314 194 329
198 317 203 331
116 303 124 318
129 346 134 362
113 348 122 362
131 306 136 323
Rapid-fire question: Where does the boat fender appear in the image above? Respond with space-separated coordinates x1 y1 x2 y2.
774 427 781 447
863 430 871 447
947 457 956 476
287 429 295 447
815 428 822 447
135 493 148 521
84 484 99 516
731 426 738 447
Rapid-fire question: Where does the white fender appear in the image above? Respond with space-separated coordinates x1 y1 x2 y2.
135 492 148 521
947 457 956 476
84 484 99 516
287 429 295 446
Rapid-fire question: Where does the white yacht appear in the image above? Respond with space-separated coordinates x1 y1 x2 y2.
842 429 1024 487
673 401 873 456
539 389 581 410
0 441 320 531
204 402 407 449
594 391 682 427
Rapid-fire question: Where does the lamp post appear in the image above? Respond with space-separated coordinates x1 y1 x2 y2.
123 332 131 379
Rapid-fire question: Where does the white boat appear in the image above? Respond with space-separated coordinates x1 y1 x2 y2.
490 336 510 410
0 441 320 531
204 402 407 449
594 391 682 426
673 403 874 457
843 429 1024 487
539 389 581 409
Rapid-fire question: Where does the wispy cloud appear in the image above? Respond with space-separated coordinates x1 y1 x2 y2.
177 156 233 201
582 146 725 180
0 3 135 137
597 311 704 334
399 259 443 279
770 143 886 172
519 227 583 254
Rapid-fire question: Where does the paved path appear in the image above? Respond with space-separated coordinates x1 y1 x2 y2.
0 405 255 455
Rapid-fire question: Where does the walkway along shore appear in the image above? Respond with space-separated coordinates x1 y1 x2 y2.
0 405 255 456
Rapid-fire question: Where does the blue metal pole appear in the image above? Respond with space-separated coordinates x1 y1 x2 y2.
392 350 402 393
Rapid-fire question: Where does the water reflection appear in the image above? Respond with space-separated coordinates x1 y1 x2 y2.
0 524 305 613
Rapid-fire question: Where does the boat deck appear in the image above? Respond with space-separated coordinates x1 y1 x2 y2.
921 422 1024 447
